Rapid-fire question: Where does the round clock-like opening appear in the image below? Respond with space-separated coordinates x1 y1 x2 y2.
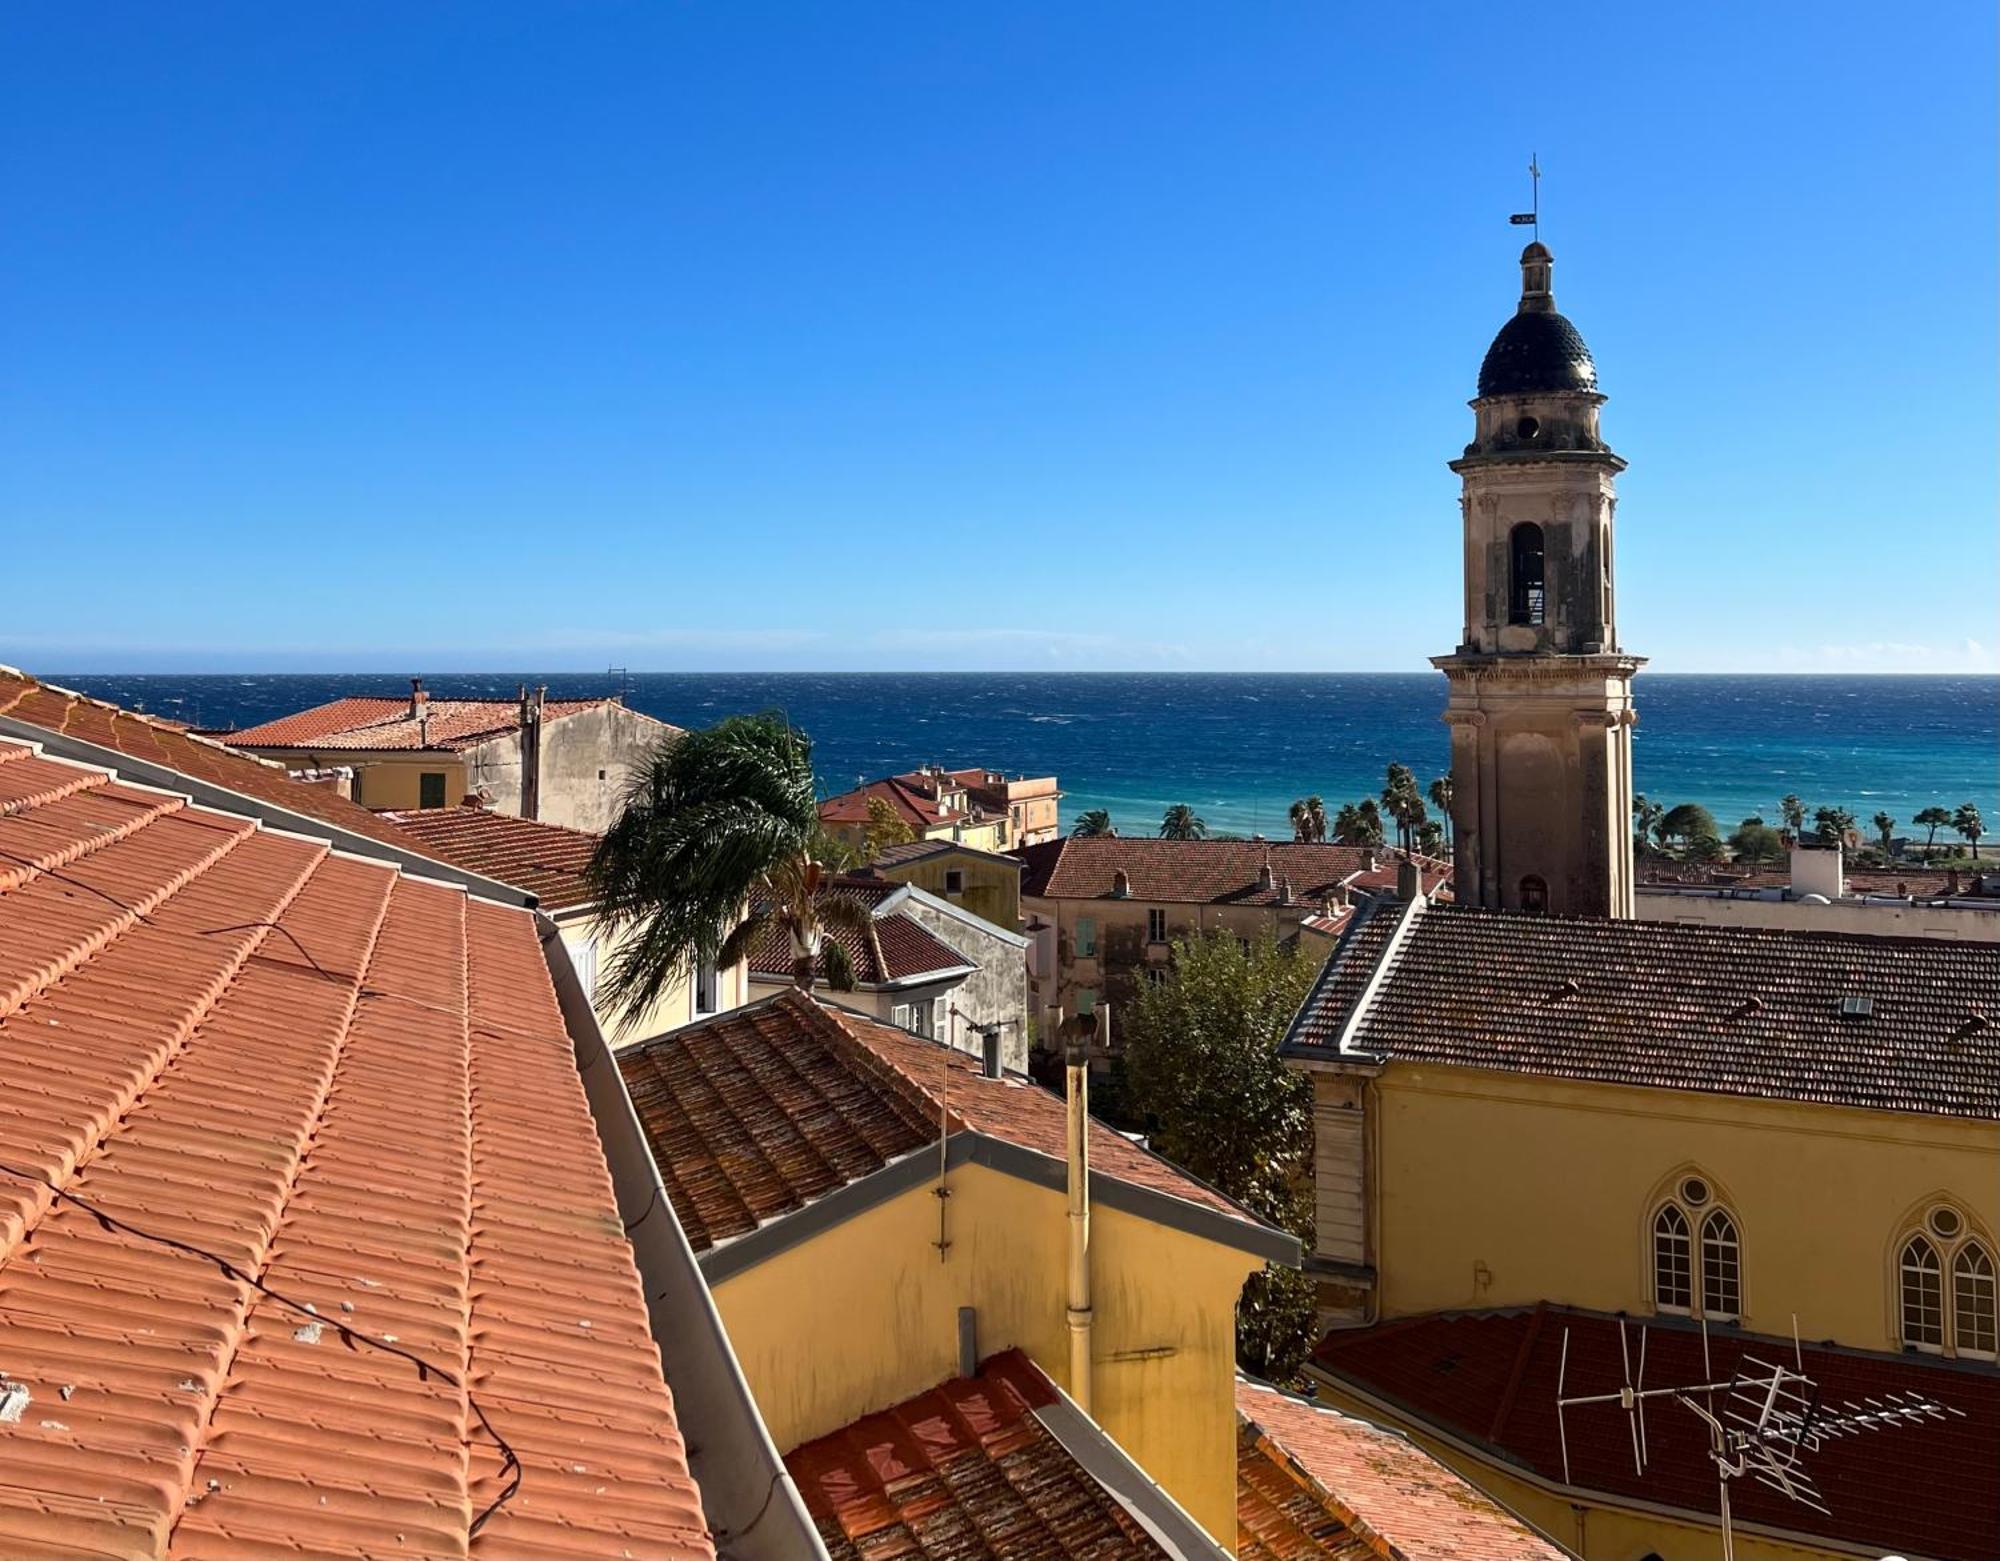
1516 416 1541 440
1680 1177 1711 1207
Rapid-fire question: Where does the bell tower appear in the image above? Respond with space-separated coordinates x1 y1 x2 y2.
1432 243 1642 918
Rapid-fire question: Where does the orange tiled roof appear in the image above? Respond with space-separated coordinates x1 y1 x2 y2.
818 776 969 831
788 1351 1173 1561
1235 1378 1567 1561
745 902 971 986
1014 837 1448 906
618 991 1266 1255
382 804 600 911
227 695 641 752
0 735 713 1558
0 669 424 855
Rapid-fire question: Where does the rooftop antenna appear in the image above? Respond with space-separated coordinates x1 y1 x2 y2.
606 665 633 701
1555 1315 1963 1561
1510 154 1541 240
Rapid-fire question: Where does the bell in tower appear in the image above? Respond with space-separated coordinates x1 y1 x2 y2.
1432 243 1643 918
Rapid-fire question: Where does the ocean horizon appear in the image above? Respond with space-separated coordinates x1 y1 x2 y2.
44 670 1998 842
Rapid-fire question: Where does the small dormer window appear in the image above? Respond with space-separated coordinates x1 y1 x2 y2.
1509 523 1545 626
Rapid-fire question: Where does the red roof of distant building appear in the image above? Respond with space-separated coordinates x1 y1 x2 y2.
381 803 600 910
1235 1377 1567 1561
1314 1306 2000 1561
818 775 970 831
227 693 659 752
0 735 712 1558
745 905 971 986
1014 838 1446 907
788 1351 1175 1561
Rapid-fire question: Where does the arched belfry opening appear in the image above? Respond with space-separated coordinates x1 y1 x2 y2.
1432 240 1644 919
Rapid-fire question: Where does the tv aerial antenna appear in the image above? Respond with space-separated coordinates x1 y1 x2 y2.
1555 1315 1963 1561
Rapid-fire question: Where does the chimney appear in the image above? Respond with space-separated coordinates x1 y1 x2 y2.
518 684 546 821
1111 868 1130 899
408 677 429 720
1363 848 1378 873
980 1025 1003 1080
1278 875 1294 906
1258 857 1275 893
1064 1028 1094 1413
1397 858 1423 902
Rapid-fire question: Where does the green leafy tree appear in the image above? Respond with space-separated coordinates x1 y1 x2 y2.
1955 802 1986 859
1426 776 1454 851
1914 806 1954 858
1071 809 1115 838
587 712 880 1015
1159 803 1208 841
1779 794 1807 840
1122 931 1319 1383
1288 795 1327 844
1380 764 1428 853
1416 818 1445 857
1632 794 1666 855
1660 802 1720 856
1728 819 1787 865
1332 799 1385 847
1814 805 1858 855
1872 812 1897 853
863 794 917 858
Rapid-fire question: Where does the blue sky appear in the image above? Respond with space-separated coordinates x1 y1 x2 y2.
3 4 1993 674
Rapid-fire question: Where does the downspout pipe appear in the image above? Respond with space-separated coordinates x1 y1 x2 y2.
1065 1011 1097 1413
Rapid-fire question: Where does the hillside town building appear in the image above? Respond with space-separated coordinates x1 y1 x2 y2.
820 763 1061 853
1433 243 1641 918
222 677 674 831
863 834 1025 931
1637 844 2000 942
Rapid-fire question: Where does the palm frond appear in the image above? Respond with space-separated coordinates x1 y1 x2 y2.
820 938 858 992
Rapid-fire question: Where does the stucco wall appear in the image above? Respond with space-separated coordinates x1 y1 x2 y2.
712 1160 1257 1549
534 704 672 833
879 853 1021 932
1362 1066 1999 1353
560 910 749 1045
894 900 1029 1069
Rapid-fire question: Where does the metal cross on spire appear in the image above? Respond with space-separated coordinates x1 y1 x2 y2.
1510 154 1541 237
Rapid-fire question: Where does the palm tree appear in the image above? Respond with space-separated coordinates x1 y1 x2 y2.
1813 805 1857 857
1426 776 1454 851
1872 812 1896 853
1288 795 1327 844
1778 794 1806 841
1380 764 1427 853
586 712 880 1017
1159 804 1207 841
1954 802 1986 859
1632 794 1665 855
1071 809 1115 837
1332 799 1385 847
1914 806 1953 858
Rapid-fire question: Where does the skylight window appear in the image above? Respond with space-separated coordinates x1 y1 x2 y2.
1838 995 1874 1019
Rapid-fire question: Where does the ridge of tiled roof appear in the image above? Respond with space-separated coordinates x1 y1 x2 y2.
1234 1376 1568 1561
1014 837 1446 906
1284 901 2000 1119
1313 1306 2000 1561
867 836 1024 870
381 804 600 911
787 1350 1180 1561
226 695 639 753
0 735 714 1558
818 776 969 830
617 991 1274 1257
0 669 427 857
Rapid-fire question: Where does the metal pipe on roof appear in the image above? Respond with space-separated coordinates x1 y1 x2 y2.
1065 1009 1097 1415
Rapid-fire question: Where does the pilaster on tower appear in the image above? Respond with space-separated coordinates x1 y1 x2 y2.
1433 243 1643 919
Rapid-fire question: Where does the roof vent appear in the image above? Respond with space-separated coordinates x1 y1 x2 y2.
1277 875 1294 906
1732 995 1767 1019
1549 977 1581 1001
1111 869 1131 899
1258 860 1275 892
1953 1014 1990 1044
1838 995 1874 1020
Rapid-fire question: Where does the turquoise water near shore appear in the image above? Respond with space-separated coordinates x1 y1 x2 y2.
49 672 1999 841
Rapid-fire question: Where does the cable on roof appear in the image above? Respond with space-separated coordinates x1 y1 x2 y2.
0 1156 523 1539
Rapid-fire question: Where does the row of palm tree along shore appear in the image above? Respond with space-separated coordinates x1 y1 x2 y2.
1069 764 1452 855
1632 794 1986 867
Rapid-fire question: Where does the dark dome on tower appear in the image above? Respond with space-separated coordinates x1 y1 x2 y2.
1476 242 1598 398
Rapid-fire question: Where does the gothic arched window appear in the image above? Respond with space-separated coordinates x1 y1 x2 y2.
1518 875 1548 914
1901 1234 1944 1351
1954 1243 1997 1358
1701 1209 1741 1321
1509 523 1546 626
1653 1204 1692 1313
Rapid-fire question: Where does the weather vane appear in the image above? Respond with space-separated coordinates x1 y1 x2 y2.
1510 154 1541 238
1555 1315 1963 1561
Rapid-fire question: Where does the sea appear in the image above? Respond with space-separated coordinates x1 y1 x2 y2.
47 672 1999 842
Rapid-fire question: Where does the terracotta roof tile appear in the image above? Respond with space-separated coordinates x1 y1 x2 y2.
0 671 426 858
618 992 1264 1255
1235 1378 1567 1561
818 776 970 831
381 805 600 911
1014 838 1447 907
1314 1307 2000 1561
0 737 713 1558
745 901 970 986
1285 902 2000 1119
789 1350 1172 1561
225 695 640 753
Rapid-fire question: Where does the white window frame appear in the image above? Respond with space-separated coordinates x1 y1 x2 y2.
891 1003 914 1032
1898 1206 1996 1359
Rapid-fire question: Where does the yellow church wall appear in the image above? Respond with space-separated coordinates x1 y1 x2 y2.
1370 1065 2000 1352
1310 1373 1857 1561
711 1159 1258 1550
